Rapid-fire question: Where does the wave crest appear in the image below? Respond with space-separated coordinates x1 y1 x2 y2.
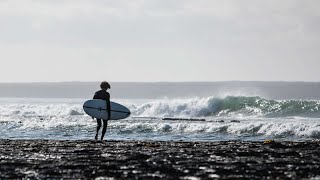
132 96 320 118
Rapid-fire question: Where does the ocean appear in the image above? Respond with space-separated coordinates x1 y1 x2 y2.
0 82 319 141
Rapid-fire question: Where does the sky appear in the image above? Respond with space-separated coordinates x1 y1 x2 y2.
0 0 319 82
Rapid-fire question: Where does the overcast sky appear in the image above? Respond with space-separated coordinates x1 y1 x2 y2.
0 0 319 82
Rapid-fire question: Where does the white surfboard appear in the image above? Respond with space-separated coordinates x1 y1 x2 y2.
83 99 131 120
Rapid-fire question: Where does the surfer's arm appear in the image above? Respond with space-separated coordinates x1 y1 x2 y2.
93 92 98 99
107 93 111 120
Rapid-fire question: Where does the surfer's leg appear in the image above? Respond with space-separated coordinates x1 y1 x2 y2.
101 120 108 141
96 119 102 140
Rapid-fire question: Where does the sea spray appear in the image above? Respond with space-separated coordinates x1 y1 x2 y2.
131 96 320 118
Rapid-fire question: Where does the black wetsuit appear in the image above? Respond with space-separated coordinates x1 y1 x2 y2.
93 90 110 103
93 90 111 140
93 90 111 117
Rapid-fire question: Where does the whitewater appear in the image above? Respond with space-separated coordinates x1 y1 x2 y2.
1 95 319 141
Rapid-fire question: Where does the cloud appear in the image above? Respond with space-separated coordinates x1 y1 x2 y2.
0 0 319 49
0 0 315 20
0 0 320 81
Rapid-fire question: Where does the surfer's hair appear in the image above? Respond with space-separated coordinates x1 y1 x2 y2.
100 81 111 89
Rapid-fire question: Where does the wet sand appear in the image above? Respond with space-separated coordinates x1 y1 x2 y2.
0 140 319 179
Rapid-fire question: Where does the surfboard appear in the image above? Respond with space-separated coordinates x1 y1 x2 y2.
83 99 131 120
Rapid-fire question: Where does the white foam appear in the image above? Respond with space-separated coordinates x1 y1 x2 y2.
109 118 320 139
1 96 320 120
131 97 220 117
0 103 84 117
1 98 320 140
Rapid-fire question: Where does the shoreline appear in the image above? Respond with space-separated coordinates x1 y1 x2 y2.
0 139 319 179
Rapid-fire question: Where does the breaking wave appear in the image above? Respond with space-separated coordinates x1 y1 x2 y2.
131 96 320 118
0 96 319 119
0 104 84 117
0 97 319 140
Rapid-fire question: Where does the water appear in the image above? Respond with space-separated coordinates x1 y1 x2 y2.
1 94 319 141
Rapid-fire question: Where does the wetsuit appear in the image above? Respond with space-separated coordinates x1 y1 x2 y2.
93 89 111 117
93 89 111 140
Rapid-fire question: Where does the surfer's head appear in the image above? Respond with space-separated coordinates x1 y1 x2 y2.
100 81 111 90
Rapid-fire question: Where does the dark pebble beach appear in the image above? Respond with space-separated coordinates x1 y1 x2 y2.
0 139 319 179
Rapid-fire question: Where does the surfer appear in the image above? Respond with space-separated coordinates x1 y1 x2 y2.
93 81 111 141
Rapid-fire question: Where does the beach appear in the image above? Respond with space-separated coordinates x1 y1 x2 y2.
1 84 320 179
0 139 319 179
